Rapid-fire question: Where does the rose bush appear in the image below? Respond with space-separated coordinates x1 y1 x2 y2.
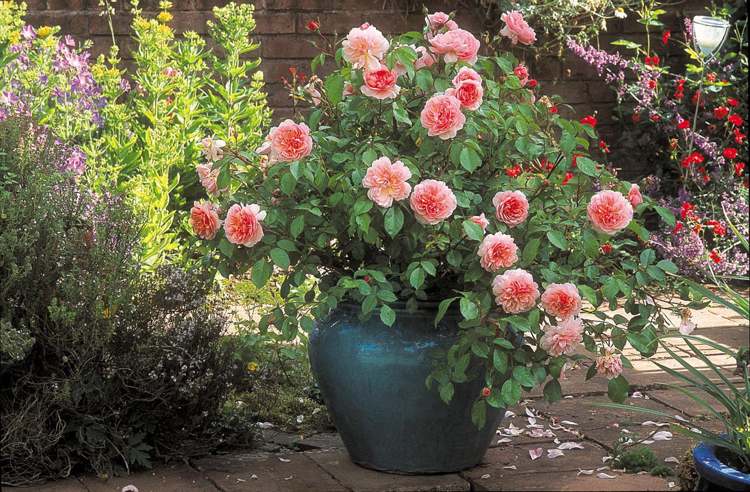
190 12 694 426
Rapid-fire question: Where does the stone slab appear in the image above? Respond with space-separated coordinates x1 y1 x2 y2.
80 464 214 492
304 449 470 492
463 441 611 489
293 432 344 451
193 451 347 492
466 468 672 491
15 479 87 492
647 388 727 418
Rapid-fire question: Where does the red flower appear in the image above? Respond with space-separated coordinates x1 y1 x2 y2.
713 106 730 119
727 98 739 107
673 221 683 234
709 250 722 264
728 114 744 126
706 72 717 82
527 79 538 88
681 152 704 168
571 153 583 168
707 220 727 237
735 162 746 175
599 139 610 153
677 119 690 129
644 55 660 66
647 79 657 90
723 148 738 159
650 113 661 122
674 79 685 100
680 202 695 220
661 30 671 45
734 128 747 144
600 243 613 254
580 115 597 127
632 112 642 123
562 171 574 185
481 387 491 398
549 105 558 114
306 19 320 31
505 164 522 177
692 90 702 106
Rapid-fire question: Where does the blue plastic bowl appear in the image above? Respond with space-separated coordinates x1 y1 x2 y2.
693 441 750 491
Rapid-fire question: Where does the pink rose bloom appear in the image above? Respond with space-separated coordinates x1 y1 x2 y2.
540 318 583 356
189 201 222 240
342 23 389 71
196 163 220 195
627 184 643 208
362 156 412 207
414 46 436 70
477 232 518 272
426 12 451 29
420 94 466 140
500 11 537 46
470 212 489 231
200 136 226 161
360 64 400 100
224 203 266 247
452 67 481 86
513 63 529 86
409 179 457 225
492 190 529 227
306 84 322 106
541 283 582 320
587 190 634 235
260 119 313 163
596 352 623 379
429 28 480 64
446 80 483 111
492 268 540 314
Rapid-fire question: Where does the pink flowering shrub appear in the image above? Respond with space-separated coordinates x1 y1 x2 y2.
190 10 692 426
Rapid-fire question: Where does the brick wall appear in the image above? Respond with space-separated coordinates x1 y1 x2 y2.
24 0 708 178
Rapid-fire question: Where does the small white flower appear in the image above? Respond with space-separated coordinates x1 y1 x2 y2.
201 136 226 162
614 8 627 19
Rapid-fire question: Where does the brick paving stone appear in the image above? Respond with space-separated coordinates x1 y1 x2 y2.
293 432 344 451
192 450 347 491
80 464 214 491
304 449 470 492
647 388 727 418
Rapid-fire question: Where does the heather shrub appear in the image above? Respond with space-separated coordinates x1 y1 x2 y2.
0 118 245 485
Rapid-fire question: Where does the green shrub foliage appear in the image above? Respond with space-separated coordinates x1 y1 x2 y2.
0 118 244 485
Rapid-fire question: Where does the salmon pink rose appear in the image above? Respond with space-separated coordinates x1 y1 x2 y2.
470 212 489 231
595 352 623 379
477 232 518 272
342 23 389 71
540 317 583 356
224 203 266 247
360 64 400 100
513 63 529 86
420 94 466 140
343 82 356 97
500 11 537 46
492 190 529 227
362 156 412 207
414 46 436 70
446 80 483 111
627 184 643 207
429 29 480 64
426 12 458 31
587 190 633 235
452 67 481 85
259 119 313 163
541 283 582 320
190 201 222 240
200 136 225 161
196 163 220 195
409 179 457 225
492 268 540 313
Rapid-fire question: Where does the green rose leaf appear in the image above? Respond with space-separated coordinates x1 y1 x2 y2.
471 399 487 428
576 156 598 177
459 146 482 172
269 247 290 269
463 220 485 241
543 378 562 402
501 378 521 406
460 297 479 320
607 375 629 403
547 230 568 250
251 259 273 288
324 73 344 106
384 206 404 237
380 305 396 326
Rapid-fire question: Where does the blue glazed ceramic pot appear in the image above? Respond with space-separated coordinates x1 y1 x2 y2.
308 303 504 474
693 440 750 491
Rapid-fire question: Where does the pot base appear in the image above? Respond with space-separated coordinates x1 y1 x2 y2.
309 305 503 474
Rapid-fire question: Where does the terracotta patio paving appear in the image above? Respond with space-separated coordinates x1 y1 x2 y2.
19 304 748 492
